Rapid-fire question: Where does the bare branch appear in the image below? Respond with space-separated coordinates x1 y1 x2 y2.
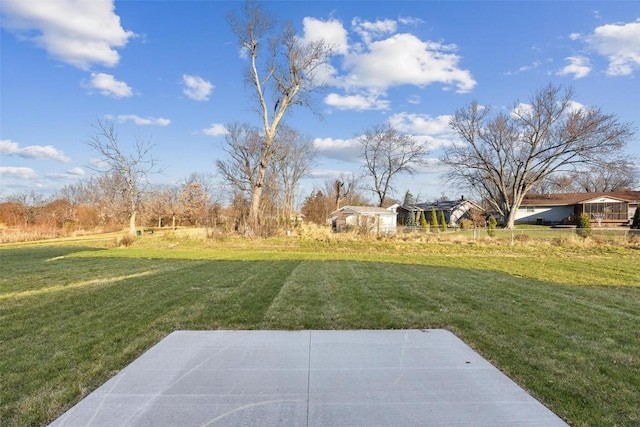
359 123 429 207
84 118 163 234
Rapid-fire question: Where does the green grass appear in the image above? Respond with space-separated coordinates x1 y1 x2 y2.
1 236 639 426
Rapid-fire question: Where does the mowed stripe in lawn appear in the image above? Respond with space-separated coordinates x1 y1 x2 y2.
1 244 639 427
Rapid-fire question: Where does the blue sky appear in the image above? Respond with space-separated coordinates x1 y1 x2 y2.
1 0 639 205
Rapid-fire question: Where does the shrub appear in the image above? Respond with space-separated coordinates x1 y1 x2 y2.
487 215 497 237
116 234 135 247
631 207 640 229
576 213 591 238
430 208 438 232
406 212 415 227
419 211 428 228
440 211 447 231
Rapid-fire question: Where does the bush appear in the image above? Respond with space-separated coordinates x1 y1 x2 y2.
576 213 591 238
419 211 428 228
459 218 473 230
116 234 135 247
487 215 497 237
440 211 447 231
631 207 640 229
430 208 438 232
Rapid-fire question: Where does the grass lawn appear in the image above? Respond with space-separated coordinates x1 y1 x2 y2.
1 234 639 426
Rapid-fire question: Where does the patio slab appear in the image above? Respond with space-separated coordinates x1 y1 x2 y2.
50 329 568 426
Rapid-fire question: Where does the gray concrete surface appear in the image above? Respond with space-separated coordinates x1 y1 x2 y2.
50 329 568 426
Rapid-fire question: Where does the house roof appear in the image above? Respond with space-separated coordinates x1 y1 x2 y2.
400 199 483 212
521 191 640 206
331 206 395 216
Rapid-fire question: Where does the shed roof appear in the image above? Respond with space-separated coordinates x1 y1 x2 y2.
331 206 395 216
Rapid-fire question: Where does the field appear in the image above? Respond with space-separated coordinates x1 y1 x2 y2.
1 231 639 426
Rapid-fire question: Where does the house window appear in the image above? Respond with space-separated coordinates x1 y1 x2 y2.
583 201 628 221
527 206 535 213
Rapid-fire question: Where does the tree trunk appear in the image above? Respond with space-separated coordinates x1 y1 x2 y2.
505 209 517 229
129 210 137 235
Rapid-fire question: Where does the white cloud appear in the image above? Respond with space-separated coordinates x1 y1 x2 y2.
0 139 70 162
202 123 228 136
388 113 456 150
557 56 591 79
313 137 362 162
587 19 640 76
46 167 85 180
324 93 390 111
85 73 132 98
182 74 213 101
339 33 476 94
407 95 421 105
309 168 356 179
0 0 135 69
302 17 475 111
0 166 38 180
569 33 582 41
108 114 170 126
511 103 535 119
566 100 586 114
389 113 451 136
352 17 397 44
301 17 349 55
398 16 424 27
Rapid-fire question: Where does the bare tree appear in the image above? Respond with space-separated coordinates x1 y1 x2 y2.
86 119 163 235
333 179 350 211
227 0 332 230
271 126 316 221
358 123 429 207
442 84 634 228
568 161 639 192
323 174 368 209
5 190 46 227
178 179 211 226
216 123 263 201
531 160 638 194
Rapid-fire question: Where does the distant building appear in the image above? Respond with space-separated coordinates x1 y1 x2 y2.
397 197 484 227
330 205 398 234
516 191 640 226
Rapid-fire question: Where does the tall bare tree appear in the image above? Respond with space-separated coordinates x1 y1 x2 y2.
86 119 163 235
227 0 332 230
442 84 634 228
358 123 429 207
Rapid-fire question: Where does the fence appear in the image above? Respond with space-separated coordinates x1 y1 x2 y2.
398 226 640 243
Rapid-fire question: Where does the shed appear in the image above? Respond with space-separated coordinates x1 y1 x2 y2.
330 205 397 234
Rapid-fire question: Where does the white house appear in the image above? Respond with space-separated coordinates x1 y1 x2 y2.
330 205 398 234
516 191 640 226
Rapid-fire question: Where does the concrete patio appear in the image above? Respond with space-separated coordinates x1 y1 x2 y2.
50 329 568 426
